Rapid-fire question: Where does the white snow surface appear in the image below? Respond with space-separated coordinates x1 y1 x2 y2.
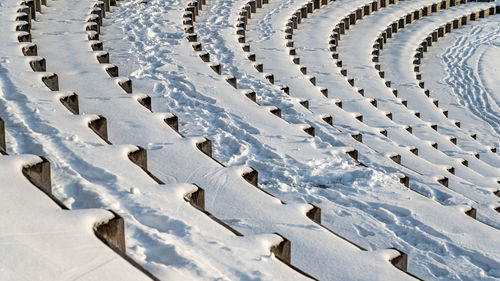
0 155 151 281
0 0 499 280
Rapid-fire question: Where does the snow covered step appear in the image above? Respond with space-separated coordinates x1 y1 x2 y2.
0 57 318 281
198 0 496 199
382 10 500 173
5 5 312 278
0 154 155 280
420 12 500 163
320 0 500 190
182 184 321 280
184 0 325 134
81 0 500 279
14 2 366 279
254 0 499 203
25 0 432 276
233 0 500 270
222 0 406 166
401 7 500 163
332 0 500 200
340 0 500 168
1 147 313 280
374 2 500 169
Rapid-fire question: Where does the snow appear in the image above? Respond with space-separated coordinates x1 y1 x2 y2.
0 155 151 280
422 11 500 144
0 0 499 280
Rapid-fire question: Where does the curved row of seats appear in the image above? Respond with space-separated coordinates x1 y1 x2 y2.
368 1 499 164
179 1 429 279
326 0 500 176
14 0 419 279
8 0 499 278
141 0 500 276
184 0 320 136
9 0 322 279
3 1 156 268
281 0 500 208
235 0 429 185
330 0 500 218
189 0 500 277
230 0 500 225
360 1 500 197
407 6 500 200
277 0 465 191
283 2 463 193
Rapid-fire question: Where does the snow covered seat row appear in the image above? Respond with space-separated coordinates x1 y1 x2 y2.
370 1 498 157
189 0 464 194
85 0 156 111
188 0 420 172
10 0 307 278
282 0 471 188
0 96 318 280
74 0 440 278
236 0 465 197
24 0 294 210
285 3 428 187
13 0 498 278
178 0 490 276
367 1 498 155
0 155 154 280
318 0 500 191
234 0 388 165
16 7 59 91
75 0 500 279
326 0 498 169
237 0 424 191
327 0 463 140
183 0 359 143
364 1 500 182
282 0 377 143
283 0 418 150
16 1 111 136
18 0 406 278
10 4 156 279
410 6 499 151
0 130 155 280
406 6 500 200
264 0 500 227
287 0 390 97
0 137 309 280
234 0 377 158
188 0 448 190
6 1 342 278
235 0 321 111
184 1 261 101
